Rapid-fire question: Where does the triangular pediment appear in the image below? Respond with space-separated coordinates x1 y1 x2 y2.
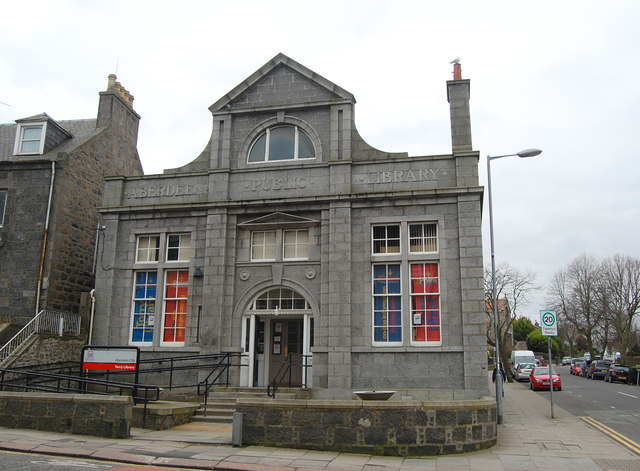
209 53 355 113
238 212 319 229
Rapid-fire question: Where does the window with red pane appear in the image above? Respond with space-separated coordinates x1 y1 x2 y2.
410 263 441 344
162 270 189 344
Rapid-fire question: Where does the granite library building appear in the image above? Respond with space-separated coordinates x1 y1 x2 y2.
93 54 488 403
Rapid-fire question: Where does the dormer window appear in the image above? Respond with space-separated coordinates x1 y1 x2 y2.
15 123 46 155
248 125 315 163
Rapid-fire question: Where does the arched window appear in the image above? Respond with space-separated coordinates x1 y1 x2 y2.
248 125 315 163
249 287 311 311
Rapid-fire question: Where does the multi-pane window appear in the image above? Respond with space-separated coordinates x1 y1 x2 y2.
248 125 315 163
252 287 311 310
167 234 192 261
372 264 402 344
371 222 441 347
251 231 276 261
0 190 6 227
131 271 157 343
15 124 45 154
410 263 441 343
162 270 189 344
283 229 309 260
136 235 160 262
372 225 400 254
409 223 438 253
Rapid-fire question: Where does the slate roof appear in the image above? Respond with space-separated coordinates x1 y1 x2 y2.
0 118 98 161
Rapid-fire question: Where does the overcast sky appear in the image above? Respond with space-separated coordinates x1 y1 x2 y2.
2 1 639 319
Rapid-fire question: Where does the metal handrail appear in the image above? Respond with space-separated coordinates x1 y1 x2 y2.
0 310 81 363
197 353 234 416
268 354 311 398
0 368 161 403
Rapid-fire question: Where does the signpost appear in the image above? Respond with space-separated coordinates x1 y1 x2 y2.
540 310 557 418
81 346 140 389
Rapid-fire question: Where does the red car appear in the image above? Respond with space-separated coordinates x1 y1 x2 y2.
571 360 585 376
529 366 562 391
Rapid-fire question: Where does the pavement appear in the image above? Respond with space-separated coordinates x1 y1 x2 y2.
1 377 640 471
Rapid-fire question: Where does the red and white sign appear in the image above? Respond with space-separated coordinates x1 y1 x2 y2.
82 347 138 371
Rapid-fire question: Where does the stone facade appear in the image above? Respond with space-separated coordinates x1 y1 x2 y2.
0 76 143 329
237 397 496 456
0 391 132 438
93 54 488 400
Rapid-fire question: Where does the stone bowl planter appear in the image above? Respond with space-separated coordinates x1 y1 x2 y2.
353 390 396 401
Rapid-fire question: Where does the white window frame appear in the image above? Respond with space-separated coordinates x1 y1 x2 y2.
251 230 277 261
129 270 158 346
283 229 309 261
14 122 47 155
409 223 438 254
371 224 401 255
409 262 442 346
160 269 189 347
371 263 403 346
136 235 160 263
166 233 193 262
247 125 315 163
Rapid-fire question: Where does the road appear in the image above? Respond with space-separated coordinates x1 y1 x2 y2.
524 364 640 447
0 450 192 471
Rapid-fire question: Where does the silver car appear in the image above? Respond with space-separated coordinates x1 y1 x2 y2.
514 362 535 381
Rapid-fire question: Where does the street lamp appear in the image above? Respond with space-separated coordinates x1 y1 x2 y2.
487 148 541 425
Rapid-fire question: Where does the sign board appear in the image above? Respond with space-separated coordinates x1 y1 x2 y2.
540 310 558 337
81 346 139 371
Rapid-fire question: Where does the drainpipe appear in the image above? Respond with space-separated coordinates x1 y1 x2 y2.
35 161 55 315
88 289 96 345
92 222 103 274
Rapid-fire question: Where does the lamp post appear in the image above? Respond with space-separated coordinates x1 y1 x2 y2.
487 148 541 425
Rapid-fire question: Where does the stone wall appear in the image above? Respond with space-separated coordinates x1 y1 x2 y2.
237 397 496 456
5 335 85 368
0 391 131 438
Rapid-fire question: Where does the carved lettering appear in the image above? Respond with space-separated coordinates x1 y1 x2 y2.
246 177 310 191
355 168 446 185
123 184 208 199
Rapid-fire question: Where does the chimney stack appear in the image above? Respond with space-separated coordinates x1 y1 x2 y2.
106 74 134 107
446 61 472 152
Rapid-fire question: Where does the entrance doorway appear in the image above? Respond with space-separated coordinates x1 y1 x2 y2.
241 287 313 388
268 318 303 387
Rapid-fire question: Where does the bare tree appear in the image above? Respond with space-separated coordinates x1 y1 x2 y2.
547 254 604 357
485 262 539 378
600 254 640 362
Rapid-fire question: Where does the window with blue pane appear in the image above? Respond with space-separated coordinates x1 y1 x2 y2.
372 264 402 343
131 271 157 343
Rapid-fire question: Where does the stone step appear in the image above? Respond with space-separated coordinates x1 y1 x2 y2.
191 414 233 424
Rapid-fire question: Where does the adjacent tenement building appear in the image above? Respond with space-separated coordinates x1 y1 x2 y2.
0 76 143 333
93 54 488 400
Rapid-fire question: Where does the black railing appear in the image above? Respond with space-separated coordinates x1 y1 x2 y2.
0 367 162 428
267 353 311 398
0 368 161 403
196 353 234 416
82 352 244 394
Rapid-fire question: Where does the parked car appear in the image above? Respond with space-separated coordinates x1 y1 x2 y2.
605 364 630 383
514 363 535 381
562 356 572 365
587 360 612 380
571 360 586 376
529 366 561 391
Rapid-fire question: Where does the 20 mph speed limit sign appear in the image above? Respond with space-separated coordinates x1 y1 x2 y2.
540 310 558 336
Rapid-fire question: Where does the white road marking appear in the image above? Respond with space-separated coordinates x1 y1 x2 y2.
617 391 638 399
